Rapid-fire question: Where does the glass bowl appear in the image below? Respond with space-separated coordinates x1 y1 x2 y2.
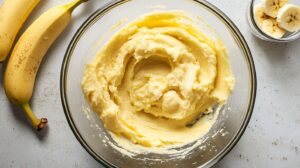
60 0 256 167
247 0 300 42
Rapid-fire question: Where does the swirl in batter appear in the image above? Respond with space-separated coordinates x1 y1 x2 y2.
82 11 235 147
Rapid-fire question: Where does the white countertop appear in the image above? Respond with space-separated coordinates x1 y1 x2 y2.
1 0 299 167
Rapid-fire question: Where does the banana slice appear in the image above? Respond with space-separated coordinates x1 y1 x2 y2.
254 3 270 28
261 18 286 38
277 4 300 32
262 0 288 18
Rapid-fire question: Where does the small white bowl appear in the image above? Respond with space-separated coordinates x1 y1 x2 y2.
247 0 300 42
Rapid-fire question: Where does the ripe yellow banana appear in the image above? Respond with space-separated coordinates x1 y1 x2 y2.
0 0 40 62
4 0 89 130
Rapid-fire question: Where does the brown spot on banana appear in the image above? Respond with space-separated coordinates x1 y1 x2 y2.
0 0 40 62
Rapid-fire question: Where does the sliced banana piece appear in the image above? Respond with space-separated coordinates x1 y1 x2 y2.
261 18 286 38
254 3 270 28
277 4 300 32
262 0 288 18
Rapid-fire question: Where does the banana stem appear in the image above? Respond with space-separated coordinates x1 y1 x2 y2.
21 103 48 131
65 0 89 12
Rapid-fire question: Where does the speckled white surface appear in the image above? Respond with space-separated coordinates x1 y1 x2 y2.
0 0 299 167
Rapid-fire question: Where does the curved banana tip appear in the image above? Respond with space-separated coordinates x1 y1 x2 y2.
37 118 48 131
21 103 48 132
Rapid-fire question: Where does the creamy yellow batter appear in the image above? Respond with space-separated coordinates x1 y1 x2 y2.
82 11 235 148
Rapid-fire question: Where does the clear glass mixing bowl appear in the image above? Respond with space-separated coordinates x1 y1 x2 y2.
60 0 256 167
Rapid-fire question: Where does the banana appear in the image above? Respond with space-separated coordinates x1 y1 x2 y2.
254 3 270 28
277 4 300 32
4 0 88 131
261 18 286 38
253 2 286 38
262 0 288 18
0 0 40 62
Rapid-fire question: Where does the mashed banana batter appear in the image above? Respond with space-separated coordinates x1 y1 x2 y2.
82 12 235 147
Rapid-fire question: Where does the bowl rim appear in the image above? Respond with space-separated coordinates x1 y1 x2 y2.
60 0 257 167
